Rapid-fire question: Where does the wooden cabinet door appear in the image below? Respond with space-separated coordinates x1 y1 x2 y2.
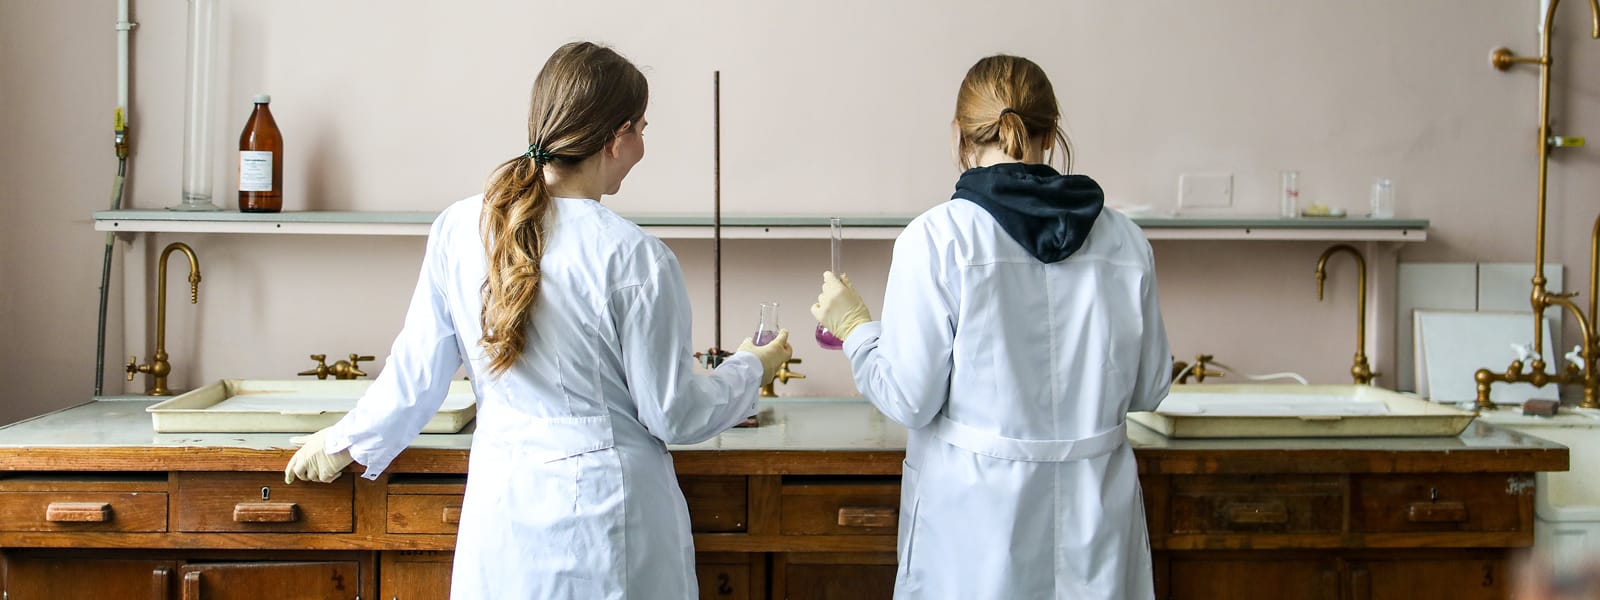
3 555 177 600
1348 553 1507 600
178 561 361 600
775 553 895 600
381 551 454 600
1166 554 1340 600
695 552 765 600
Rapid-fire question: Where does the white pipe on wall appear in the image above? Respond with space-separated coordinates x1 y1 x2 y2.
116 0 132 125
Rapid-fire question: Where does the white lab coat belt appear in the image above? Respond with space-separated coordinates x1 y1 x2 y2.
929 417 1127 462
474 414 616 463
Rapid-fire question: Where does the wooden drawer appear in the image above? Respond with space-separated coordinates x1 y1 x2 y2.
388 494 463 534
1170 475 1344 534
174 472 353 533
0 474 169 533
0 491 168 532
780 476 899 536
681 476 747 533
1351 474 1526 533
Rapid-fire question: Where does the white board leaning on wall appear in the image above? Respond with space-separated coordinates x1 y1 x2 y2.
1414 309 1559 405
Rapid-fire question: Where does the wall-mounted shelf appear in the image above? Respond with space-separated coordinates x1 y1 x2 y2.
93 210 1428 242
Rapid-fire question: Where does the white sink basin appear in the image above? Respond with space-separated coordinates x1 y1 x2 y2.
1131 384 1477 438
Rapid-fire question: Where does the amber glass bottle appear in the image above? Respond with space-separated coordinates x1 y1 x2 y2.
237 94 283 212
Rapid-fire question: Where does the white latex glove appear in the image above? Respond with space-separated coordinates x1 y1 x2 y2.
737 328 793 384
284 427 354 484
810 271 872 342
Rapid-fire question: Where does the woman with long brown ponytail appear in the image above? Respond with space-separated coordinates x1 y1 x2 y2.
286 42 792 598
813 54 1170 599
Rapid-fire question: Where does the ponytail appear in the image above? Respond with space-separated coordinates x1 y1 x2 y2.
479 154 554 376
996 109 1030 162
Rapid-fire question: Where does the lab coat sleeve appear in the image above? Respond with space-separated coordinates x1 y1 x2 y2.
1129 243 1173 413
611 250 761 445
323 216 464 479
843 222 956 429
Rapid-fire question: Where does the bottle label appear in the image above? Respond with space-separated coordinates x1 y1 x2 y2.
240 151 273 192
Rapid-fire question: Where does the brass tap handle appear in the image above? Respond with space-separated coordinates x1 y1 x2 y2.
125 355 145 381
329 354 374 380
297 354 332 380
760 358 806 398
1189 354 1225 383
774 358 806 385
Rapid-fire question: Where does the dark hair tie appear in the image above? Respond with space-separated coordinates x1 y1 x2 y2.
999 108 1017 119
523 143 554 165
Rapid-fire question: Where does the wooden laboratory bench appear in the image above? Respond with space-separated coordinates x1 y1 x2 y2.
0 397 1567 600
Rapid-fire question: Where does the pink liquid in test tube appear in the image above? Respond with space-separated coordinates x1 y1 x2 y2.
816 217 845 350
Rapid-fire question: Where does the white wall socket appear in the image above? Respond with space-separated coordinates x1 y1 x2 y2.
1178 173 1233 209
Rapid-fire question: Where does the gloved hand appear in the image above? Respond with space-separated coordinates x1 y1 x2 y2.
284 427 354 484
810 271 872 342
737 328 792 384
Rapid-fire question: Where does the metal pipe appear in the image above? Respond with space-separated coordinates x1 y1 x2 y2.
713 71 723 360
1478 0 1600 407
97 0 136 396
1591 214 1598 340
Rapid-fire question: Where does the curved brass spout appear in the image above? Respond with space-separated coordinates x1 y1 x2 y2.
1316 244 1375 385
126 242 201 396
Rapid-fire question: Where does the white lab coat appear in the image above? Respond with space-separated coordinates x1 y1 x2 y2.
845 200 1171 600
322 195 762 599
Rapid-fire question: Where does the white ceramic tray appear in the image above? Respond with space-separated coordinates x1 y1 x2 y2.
1128 384 1476 438
146 379 476 434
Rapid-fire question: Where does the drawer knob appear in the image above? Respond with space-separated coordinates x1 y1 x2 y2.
44 502 111 522
837 506 897 528
233 501 299 523
442 506 462 525
1406 500 1468 523
1223 501 1289 525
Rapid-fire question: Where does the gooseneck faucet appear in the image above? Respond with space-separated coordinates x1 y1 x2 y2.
1480 0 1600 409
127 242 201 396
1316 244 1376 385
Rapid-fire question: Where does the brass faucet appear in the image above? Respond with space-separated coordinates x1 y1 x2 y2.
1172 354 1224 384
759 358 806 397
1316 244 1377 385
126 242 201 396
299 354 375 380
1478 0 1600 409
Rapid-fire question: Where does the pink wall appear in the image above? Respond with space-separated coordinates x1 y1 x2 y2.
4 1 1598 424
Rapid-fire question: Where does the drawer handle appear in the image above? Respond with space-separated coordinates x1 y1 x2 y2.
1223 501 1289 525
837 506 897 528
442 506 462 525
233 501 299 523
1406 500 1468 523
45 502 111 522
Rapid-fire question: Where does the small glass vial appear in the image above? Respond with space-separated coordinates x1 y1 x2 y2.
1370 178 1395 218
1280 170 1300 218
238 94 283 212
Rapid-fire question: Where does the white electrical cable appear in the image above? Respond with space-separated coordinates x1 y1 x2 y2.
1207 360 1310 385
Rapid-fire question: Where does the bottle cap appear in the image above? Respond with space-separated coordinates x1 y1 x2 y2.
252 94 271 104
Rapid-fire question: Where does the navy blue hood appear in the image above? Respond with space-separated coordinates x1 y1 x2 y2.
952 162 1104 264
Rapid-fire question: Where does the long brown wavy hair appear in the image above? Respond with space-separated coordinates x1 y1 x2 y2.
479 42 647 375
953 54 1072 172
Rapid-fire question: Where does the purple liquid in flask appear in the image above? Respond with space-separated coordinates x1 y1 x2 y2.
754 302 779 346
